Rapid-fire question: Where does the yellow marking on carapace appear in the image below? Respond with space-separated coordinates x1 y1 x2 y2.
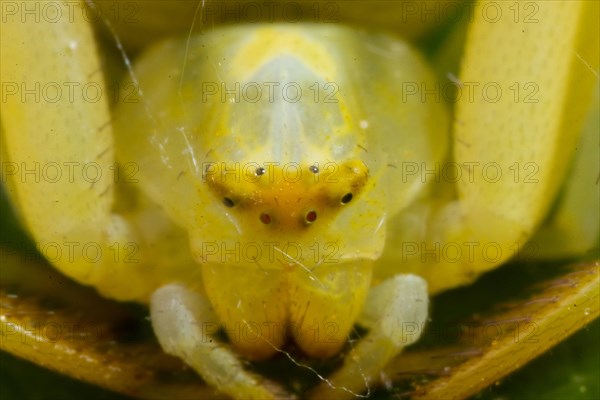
230 28 339 82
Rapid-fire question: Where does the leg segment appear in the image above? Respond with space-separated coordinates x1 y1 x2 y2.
1 1 154 301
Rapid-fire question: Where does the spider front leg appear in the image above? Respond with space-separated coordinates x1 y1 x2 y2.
310 274 428 399
0 1 157 301
376 0 599 294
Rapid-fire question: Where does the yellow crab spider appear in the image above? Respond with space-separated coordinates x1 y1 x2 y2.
1 1 597 399
118 23 440 398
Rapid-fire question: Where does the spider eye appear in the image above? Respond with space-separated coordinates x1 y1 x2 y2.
223 197 235 208
305 210 317 223
309 165 319 173
341 193 353 204
259 213 271 224
256 167 266 176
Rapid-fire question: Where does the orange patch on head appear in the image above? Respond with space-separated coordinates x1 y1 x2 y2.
204 160 368 233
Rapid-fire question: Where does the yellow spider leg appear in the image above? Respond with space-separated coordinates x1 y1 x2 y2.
377 0 599 294
531 86 599 259
1 1 152 301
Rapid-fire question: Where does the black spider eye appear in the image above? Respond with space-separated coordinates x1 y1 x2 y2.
256 167 266 176
305 210 317 223
309 165 319 173
341 193 353 204
223 197 235 208
259 213 271 224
